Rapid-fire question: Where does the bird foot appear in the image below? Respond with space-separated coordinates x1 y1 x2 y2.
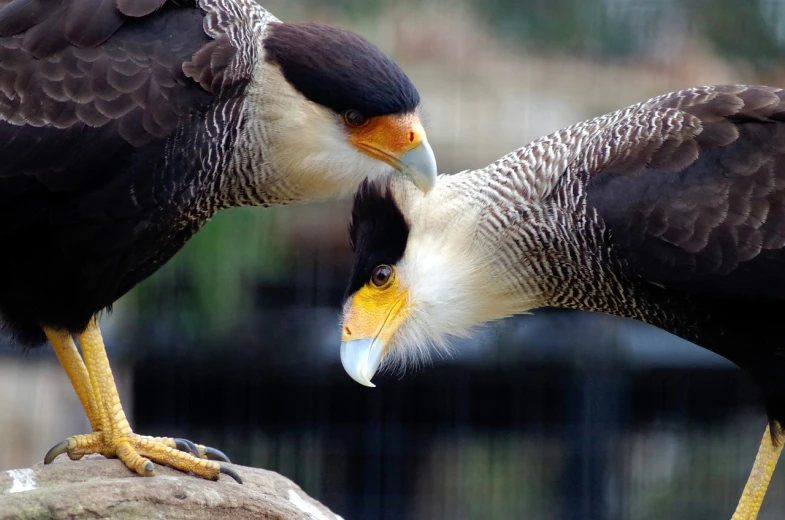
44 432 242 483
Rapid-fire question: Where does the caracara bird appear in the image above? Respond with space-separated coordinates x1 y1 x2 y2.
340 85 785 519
0 0 436 482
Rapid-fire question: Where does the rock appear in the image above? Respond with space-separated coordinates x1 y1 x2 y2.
0 455 341 520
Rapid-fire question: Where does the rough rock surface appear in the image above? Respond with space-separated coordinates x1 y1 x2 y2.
0 455 341 520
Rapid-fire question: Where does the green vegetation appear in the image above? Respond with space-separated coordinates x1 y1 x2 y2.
683 0 785 72
124 207 289 342
474 0 785 71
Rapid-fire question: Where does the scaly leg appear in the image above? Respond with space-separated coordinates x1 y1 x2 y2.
44 328 100 432
43 317 241 482
731 422 783 520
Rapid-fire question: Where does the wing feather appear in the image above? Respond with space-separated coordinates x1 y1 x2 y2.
0 1 229 184
63 0 124 49
115 0 168 18
0 0 61 38
585 85 785 300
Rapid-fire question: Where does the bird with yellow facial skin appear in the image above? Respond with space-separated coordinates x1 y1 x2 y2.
340 85 785 520
0 0 436 483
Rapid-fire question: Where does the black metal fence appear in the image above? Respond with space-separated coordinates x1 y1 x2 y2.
122 297 783 520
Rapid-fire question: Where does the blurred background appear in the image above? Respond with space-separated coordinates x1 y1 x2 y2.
2 0 785 518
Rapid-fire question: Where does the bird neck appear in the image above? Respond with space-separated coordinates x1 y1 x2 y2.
209 69 309 207
214 61 392 208
218 150 382 209
444 170 665 326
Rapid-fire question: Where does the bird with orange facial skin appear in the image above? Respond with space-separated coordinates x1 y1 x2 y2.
0 0 436 483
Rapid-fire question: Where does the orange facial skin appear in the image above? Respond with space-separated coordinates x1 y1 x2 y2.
348 113 427 169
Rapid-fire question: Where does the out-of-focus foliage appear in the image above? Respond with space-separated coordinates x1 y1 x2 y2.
682 0 785 72
475 0 785 71
472 0 640 58
125 207 289 342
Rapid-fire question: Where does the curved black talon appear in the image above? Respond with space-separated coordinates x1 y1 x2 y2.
219 464 243 484
173 438 231 462
44 440 70 464
204 446 231 463
174 438 201 459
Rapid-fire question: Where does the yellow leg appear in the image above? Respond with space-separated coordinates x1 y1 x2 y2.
731 422 783 520
44 328 101 431
43 317 240 482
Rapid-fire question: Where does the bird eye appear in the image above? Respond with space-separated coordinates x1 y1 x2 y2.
344 109 368 128
371 265 393 287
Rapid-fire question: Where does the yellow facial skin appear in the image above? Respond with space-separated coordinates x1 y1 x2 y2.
347 113 436 193
341 267 409 387
342 276 409 345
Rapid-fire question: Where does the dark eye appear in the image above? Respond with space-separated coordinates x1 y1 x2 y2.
371 265 393 287
344 109 368 128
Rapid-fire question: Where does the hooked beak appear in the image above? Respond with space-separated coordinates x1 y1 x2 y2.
349 113 437 193
340 338 384 388
394 138 437 193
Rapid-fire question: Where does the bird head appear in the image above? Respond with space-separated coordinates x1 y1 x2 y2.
256 23 437 201
339 177 529 387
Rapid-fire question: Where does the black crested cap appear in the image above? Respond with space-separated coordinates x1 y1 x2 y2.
345 178 410 300
264 22 420 117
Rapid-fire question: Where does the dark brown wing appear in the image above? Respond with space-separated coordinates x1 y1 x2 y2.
0 0 178 55
585 85 785 301
0 0 241 188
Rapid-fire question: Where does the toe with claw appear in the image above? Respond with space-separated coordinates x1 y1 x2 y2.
44 433 242 483
172 438 232 463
